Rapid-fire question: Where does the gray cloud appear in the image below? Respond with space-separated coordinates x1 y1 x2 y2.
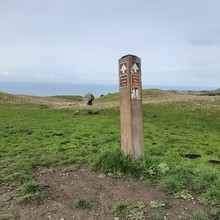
190 38 220 46
190 29 220 46
0 0 219 87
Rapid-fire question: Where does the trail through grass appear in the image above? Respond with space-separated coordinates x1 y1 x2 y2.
0 91 220 206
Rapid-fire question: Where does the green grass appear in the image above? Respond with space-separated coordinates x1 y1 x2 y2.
0 91 220 206
191 209 209 220
71 198 98 210
112 202 145 219
148 211 164 220
210 207 220 220
17 180 45 205
0 214 13 220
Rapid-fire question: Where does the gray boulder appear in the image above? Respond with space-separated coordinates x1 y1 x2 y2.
84 93 95 105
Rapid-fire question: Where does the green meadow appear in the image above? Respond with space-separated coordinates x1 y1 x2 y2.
0 90 220 206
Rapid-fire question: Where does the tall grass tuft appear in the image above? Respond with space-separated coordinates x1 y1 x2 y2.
191 209 208 220
70 198 98 210
92 147 144 179
112 202 145 219
17 180 46 205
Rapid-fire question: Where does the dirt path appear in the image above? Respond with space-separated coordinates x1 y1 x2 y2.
0 165 211 220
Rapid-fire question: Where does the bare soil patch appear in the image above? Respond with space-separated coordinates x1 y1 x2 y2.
0 165 211 220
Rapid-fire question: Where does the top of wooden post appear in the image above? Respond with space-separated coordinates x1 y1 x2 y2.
120 54 140 60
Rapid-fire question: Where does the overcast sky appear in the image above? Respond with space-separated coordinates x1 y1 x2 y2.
0 0 219 87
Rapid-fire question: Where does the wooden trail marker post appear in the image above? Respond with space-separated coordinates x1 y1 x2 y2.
119 54 144 159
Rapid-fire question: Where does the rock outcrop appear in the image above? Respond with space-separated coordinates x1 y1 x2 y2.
84 93 95 105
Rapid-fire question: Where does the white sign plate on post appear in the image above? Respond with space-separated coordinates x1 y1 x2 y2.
131 63 139 73
120 62 128 75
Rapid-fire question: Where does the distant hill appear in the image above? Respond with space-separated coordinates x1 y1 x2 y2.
201 88 220 96
1 89 219 110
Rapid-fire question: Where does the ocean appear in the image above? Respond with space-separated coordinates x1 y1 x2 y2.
0 82 217 98
0 82 119 98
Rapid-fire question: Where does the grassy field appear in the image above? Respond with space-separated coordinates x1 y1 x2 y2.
0 90 220 209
